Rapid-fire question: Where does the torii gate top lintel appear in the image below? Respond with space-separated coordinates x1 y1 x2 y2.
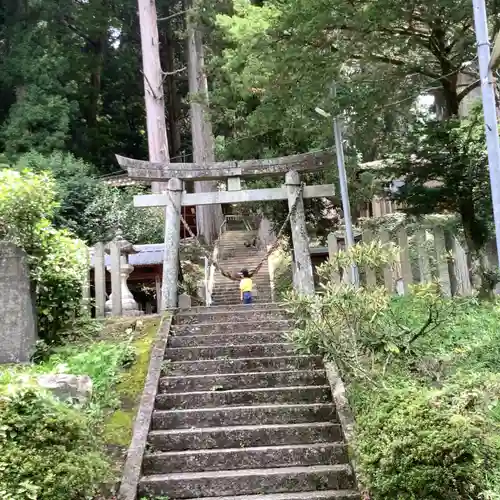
115 149 333 182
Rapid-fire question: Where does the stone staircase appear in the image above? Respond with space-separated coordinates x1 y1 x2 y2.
137 228 359 499
210 229 272 306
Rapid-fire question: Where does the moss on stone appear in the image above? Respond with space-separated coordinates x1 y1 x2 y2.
103 317 160 448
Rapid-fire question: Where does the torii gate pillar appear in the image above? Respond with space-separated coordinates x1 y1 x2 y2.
285 170 315 295
162 178 183 310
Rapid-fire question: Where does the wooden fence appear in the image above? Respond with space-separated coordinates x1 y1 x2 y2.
327 226 473 297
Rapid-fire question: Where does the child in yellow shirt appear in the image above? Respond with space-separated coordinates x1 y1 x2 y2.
239 269 253 304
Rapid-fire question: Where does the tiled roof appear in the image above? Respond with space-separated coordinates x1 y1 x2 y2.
90 244 164 268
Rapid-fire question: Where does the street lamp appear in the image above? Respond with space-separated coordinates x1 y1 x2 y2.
315 106 359 286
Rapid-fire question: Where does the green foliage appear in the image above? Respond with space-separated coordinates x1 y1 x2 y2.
2 86 72 157
285 244 452 381
103 318 159 447
354 383 496 499
179 260 204 297
38 341 137 410
0 316 160 498
32 226 88 343
386 107 492 255
82 184 165 244
0 169 87 343
0 169 57 250
271 249 293 299
0 389 109 500
16 151 101 237
285 243 500 497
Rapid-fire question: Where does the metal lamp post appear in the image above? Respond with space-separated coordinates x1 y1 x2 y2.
315 106 359 285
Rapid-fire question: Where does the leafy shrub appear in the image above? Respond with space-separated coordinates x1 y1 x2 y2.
272 251 293 299
16 151 101 237
31 223 88 343
283 239 500 498
38 341 137 409
0 169 87 343
354 384 497 499
82 184 164 244
284 241 452 382
0 389 109 500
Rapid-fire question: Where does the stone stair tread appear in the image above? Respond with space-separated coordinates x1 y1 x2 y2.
141 463 350 481
149 421 337 436
186 303 283 311
173 320 290 330
167 355 323 375
143 442 349 474
145 442 345 459
139 464 354 497
148 417 342 448
176 308 284 318
164 343 295 362
166 342 293 351
162 369 325 382
152 403 336 428
176 490 360 500
156 385 331 410
168 332 290 349
159 369 326 394
163 384 330 398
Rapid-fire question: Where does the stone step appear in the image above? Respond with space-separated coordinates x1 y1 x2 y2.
171 491 360 500
171 319 293 336
168 355 323 376
212 297 271 306
217 264 270 270
211 294 273 301
159 369 326 392
138 464 354 498
172 320 290 335
152 403 336 429
183 303 283 313
211 291 273 299
212 287 272 295
155 385 332 410
211 299 272 307
210 298 273 305
175 309 285 325
211 286 273 293
148 421 342 450
164 343 295 361
213 276 271 283
211 291 273 297
169 331 289 348
143 442 348 475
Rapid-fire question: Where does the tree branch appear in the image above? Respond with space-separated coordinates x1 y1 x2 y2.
158 10 188 22
59 17 97 47
162 66 187 83
348 53 440 79
457 79 481 102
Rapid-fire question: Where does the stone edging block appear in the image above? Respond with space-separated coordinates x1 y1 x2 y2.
324 360 363 494
118 314 173 500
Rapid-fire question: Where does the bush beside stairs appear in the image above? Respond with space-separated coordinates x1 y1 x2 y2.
137 228 360 500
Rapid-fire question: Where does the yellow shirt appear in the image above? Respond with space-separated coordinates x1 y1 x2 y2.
240 278 253 293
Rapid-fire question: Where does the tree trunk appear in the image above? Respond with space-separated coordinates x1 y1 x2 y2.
137 0 169 193
186 2 223 244
161 18 182 161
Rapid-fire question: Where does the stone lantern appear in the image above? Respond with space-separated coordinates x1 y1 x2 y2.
104 232 143 316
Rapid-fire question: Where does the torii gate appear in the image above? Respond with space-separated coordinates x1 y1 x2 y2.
115 150 337 309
